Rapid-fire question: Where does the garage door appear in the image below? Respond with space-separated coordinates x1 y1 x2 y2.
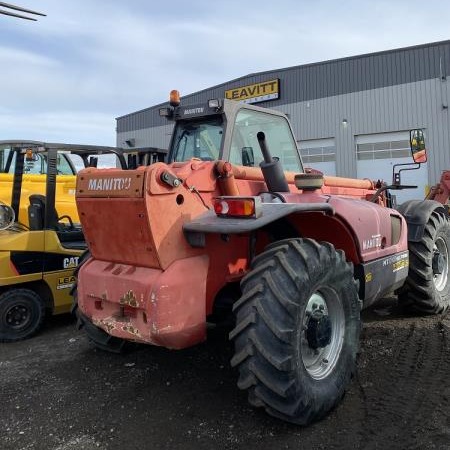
298 138 336 176
356 131 428 204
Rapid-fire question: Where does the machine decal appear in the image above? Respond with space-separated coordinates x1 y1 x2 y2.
360 251 409 307
183 107 204 115
10 251 81 275
77 170 144 198
362 234 382 251
87 177 132 191
63 256 79 269
57 275 76 290
382 252 409 271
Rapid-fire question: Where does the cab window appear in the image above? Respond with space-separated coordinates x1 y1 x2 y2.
172 117 224 162
229 109 303 172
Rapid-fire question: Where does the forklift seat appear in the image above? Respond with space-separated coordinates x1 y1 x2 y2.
28 194 85 246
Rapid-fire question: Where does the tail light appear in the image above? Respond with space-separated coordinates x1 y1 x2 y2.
213 196 261 218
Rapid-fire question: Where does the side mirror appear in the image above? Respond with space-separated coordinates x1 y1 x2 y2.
242 147 254 166
0 203 15 230
410 129 427 163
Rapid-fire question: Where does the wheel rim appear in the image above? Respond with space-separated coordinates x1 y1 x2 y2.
301 290 345 380
433 236 449 292
5 303 32 330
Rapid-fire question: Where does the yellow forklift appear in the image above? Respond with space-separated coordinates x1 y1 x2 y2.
0 141 166 342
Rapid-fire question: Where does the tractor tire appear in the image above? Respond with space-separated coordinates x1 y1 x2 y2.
0 289 45 342
230 238 361 425
399 211 450 314
71 253 129 353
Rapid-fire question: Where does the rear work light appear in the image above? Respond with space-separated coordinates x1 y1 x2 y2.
159 107 171 117
213 196 262 218
208 98 222 109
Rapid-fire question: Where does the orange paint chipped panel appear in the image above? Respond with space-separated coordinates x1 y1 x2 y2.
78 255 209 349
119 290 139 307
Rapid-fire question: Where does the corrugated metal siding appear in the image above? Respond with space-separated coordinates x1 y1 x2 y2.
117 40 450 133
283 78 450 182
117 124 173 150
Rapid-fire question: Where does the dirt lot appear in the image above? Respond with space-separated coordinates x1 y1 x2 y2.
1 298 450 450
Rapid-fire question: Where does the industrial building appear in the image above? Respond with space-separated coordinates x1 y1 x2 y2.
116 40 450 202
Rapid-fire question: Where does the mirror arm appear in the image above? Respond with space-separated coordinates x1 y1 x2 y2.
392 162 421 185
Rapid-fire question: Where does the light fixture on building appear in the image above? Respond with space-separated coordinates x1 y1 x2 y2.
342 119 348 127
125 138 135 147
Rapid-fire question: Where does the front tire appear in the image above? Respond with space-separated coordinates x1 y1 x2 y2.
399 211 450 314
230 238 360 425
0 289 45 342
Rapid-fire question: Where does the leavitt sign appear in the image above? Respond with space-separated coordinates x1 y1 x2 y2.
225 79 279 104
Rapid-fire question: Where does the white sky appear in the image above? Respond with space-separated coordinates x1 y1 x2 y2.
1 0 450 146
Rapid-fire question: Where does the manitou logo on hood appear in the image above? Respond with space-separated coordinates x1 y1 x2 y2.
87 177 132 191
77 170 144 198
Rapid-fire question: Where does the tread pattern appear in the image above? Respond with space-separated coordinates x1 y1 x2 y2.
230 238 361 425
399 211 450 314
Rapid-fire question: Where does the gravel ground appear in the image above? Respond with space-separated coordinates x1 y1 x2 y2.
1 298 450 450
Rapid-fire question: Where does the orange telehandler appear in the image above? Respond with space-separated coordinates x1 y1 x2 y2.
73 92 449 425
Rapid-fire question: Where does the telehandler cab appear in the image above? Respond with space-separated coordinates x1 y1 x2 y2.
74 92 449 425
0 141 166 342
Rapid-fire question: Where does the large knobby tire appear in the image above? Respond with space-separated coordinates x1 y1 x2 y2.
0 289 45 342
71 251 129 353
399 211 450 314
230 238 361 425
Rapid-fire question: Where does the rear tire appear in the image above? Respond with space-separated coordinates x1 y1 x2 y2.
399 211 450 314
230 238 360 425
0 289 45 342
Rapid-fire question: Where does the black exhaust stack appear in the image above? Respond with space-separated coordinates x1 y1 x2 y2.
257 131 289 192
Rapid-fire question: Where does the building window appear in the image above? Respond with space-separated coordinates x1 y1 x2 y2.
356 140 410 160
300 145 336 163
